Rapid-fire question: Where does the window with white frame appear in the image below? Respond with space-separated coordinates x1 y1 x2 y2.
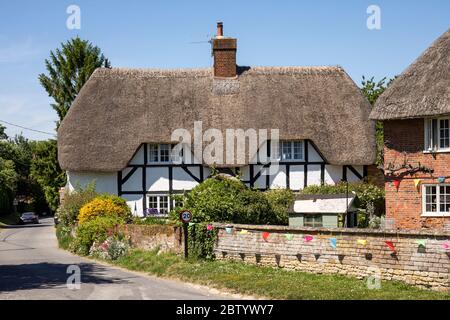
146 195 180 215
424 118 450 152
422 184 450 216
279 141 304 161
148 144 183 163
304 214 323 227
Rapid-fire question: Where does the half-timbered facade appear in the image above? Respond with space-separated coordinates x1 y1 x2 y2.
59 23 375 217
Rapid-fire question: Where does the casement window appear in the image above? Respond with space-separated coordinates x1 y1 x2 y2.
422 184 450 216
148 144 183 163
279 141 304 161
424 118 450 152
146 195 180 215
304 214 323 227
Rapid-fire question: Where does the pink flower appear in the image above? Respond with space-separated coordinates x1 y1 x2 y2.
207 225 214 231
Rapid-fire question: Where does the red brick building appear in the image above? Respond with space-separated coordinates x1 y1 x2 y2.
370 28 450 231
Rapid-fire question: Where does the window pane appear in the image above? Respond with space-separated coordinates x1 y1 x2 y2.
440 119 449 149
148 196 158 210
425 186 437 212
160 144 170 162
281 142 292 160
159 196 169 214
149 144 159 162
293 141 303 160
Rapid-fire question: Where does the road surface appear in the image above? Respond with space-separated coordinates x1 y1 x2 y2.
0 218 228 300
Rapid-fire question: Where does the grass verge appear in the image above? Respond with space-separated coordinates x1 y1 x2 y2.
111 249 450 300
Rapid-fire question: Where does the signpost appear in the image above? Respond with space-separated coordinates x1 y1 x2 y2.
179 210 192 259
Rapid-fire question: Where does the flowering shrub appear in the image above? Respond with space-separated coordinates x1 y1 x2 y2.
89 235 130 260
72 216 124 255
78 194 131 225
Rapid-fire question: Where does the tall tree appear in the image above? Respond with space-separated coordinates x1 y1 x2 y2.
30 140 66 212
361 76 394 166
39 37 111 127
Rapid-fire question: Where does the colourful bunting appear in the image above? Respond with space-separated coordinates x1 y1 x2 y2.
416 239 427 247
262 232 270 241
188 222 195 227
225 227 233 234
329 238 337 249
385 241 396 253
304 235 313 242
393 180 401 191
357 239 367 246
285 234 294 241
413 179 421 190
442 242 450 250
438 176 446 183
239 229 249 235
206 224 214 231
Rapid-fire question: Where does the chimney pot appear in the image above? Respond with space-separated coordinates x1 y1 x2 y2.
217 22 223 37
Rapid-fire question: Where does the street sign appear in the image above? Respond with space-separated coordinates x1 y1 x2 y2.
179 210 193 259
179 210 192 223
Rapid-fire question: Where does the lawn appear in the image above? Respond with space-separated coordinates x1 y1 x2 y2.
112 249 450 300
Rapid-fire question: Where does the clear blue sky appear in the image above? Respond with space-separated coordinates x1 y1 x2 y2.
0 0 449 140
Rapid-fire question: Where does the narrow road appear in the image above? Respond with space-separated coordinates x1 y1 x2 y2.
0 218 227 300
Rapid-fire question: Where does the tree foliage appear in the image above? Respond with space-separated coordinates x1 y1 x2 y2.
361 76 394 166
38 37 111 127
30 140 66 212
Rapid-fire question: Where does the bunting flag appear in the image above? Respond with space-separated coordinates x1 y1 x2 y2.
442 242 450 250
385 241 396 253
262 232 270 241
393 180 401 191
225 227 233 234
304 235 314 242
416 239 427 247
413 179 421 190
206 224 214 231
357 239 367 246
285 234 294 241
438 176 446 183
239 229 249 235
188 222 195 227
329 238 337 249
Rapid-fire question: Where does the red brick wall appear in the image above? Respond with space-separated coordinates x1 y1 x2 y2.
212 38 237 78
384 119 450 231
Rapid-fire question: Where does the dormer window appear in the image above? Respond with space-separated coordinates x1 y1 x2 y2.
279 141 304 161
425 118 450 152
148 143 184 164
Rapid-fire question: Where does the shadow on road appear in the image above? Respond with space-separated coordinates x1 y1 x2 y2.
0 262 130 292
0 224 51 230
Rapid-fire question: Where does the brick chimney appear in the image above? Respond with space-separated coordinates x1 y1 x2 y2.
212 22 237 78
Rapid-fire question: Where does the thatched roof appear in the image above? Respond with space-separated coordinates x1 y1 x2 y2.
58 66 375 172
370 28 450 120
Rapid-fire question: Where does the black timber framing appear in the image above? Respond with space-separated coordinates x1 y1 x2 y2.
118 143 367 212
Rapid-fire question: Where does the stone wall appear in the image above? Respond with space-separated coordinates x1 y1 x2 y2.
121 224 183 253
213 223 450 292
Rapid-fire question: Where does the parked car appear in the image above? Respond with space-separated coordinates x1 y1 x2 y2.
19 212 39 224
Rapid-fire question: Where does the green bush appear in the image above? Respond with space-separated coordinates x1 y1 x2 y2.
55 225 74 250
77 194 131 225
132 216 169 225
188 223 218 260
172 175 293 225
56 182 98 227
71 216 124 255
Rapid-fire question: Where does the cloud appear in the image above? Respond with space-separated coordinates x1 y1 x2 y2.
0 37 41 64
